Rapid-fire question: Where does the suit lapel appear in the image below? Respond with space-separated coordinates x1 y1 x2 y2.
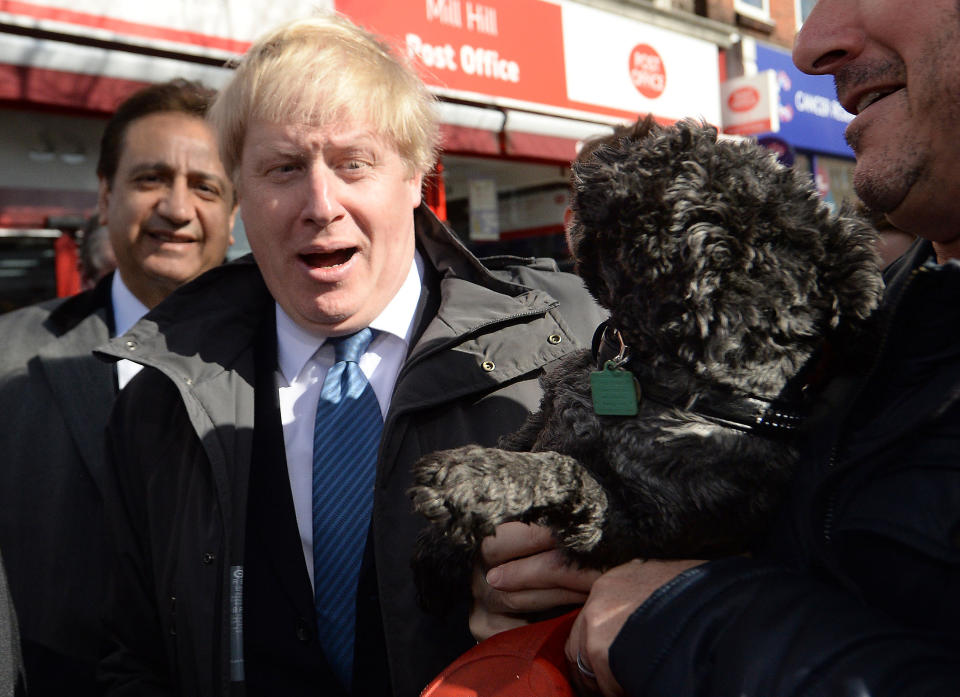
35 306 115 494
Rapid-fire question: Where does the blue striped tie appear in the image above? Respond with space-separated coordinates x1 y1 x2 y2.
312 328 382 689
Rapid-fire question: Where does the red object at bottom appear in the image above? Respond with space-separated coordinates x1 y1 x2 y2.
421 610 580 697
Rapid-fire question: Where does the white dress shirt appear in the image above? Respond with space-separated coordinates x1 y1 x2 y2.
276 252 425 587
110 272 149 390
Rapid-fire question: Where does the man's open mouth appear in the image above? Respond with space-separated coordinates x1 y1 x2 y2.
300 248 357 269
854 86 903 114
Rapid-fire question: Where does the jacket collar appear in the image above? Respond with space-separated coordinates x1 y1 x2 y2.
413 206 532 298
47 271 115 337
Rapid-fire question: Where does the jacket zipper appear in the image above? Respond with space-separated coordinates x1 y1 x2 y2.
822 264 928 543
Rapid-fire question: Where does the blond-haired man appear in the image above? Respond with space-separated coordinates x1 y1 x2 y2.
98 13 604 697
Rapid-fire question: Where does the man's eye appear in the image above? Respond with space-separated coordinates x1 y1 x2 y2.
195 183 221 197
339 159 373 174
268 163 299 176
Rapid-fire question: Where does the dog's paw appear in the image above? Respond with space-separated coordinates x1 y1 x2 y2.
410 445 512 613
410 444 516 548
411 445 611 558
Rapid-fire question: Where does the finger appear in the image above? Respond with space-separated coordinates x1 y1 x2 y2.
591 652 624 697
565 611 603 696
479 585 591 616
479 522 556 567
468 604 529 642
572 662 603 696
586 639 622 697
564 605 585 666
575 613 623 697
485 548 602 593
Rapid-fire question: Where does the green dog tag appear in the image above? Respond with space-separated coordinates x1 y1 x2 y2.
590 361 639 416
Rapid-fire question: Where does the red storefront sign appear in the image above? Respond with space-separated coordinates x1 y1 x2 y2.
336 0 568 109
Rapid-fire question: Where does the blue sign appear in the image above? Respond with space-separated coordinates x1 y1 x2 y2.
755 43 854 158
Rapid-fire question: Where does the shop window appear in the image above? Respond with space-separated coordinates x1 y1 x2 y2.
441 154 575 270
789 152 856 212
0 110 102 230
0 232 57 313
812 154 856 212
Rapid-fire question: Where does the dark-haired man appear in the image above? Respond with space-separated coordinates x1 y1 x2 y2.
0 78 235 696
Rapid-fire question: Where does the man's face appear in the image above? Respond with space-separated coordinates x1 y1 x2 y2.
793 0 960 239
237 119 423 335
99 112 236 308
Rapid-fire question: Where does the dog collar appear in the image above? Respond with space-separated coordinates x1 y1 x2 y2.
591 322 806 440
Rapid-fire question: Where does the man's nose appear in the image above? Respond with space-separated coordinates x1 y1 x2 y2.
301 166 345 228
793 0 863 75
156 178 193 225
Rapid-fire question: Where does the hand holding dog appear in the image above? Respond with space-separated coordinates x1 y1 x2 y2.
470 522 601 642
565 559 706 696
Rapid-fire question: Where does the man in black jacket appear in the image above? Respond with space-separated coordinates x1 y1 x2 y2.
474 1 960 695
97 12 605 697
0 79 235 697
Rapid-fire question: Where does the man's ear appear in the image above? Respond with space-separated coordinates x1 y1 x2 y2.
410 171 424 209
228 184 241 246
97 177 111 226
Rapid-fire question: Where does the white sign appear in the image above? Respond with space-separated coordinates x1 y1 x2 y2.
721 70 780 136
468 178 500 241
561 2 721 125
0 0 334 59
499 186 569 235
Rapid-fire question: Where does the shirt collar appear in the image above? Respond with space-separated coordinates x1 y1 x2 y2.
276 250 424 383
111 271 150 337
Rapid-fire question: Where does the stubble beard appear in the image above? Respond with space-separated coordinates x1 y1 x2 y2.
837 58 919 214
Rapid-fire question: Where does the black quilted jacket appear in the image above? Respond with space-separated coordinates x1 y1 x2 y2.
610 239 960 697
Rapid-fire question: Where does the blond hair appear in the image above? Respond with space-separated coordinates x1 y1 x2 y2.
209 12 440 181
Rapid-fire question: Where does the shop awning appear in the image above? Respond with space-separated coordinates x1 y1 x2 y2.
436 101 616 163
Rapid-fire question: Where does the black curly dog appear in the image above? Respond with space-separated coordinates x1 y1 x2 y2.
410 118 883 612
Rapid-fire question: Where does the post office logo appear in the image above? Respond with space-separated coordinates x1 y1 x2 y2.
629 43 666 99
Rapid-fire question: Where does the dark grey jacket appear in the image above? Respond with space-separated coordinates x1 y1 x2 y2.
608 240 960 696
97 207 606 696
0 549 25 697
0 276 116 694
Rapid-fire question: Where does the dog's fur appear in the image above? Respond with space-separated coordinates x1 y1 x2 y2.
410 118 883 611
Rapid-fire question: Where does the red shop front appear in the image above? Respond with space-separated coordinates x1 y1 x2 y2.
336 0 732 268
0 0 732 309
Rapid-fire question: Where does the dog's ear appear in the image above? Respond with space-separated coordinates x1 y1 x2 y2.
568 116 662 309
566 165 613 308
818 204 884 331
